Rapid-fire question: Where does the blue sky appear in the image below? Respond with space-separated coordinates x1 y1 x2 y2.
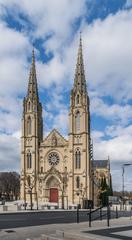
0 0 132 191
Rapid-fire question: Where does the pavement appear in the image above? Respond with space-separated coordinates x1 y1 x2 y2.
0 203 132 239
0 216 132 239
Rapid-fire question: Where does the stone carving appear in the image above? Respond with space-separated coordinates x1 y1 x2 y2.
43 166 63 182
51 133 57 146
42 129 68 147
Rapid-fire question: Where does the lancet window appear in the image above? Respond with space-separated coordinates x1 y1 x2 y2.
76 176 80 189
27 116 32 135
75 111 80 132
75 149 81 169
27 152 32 169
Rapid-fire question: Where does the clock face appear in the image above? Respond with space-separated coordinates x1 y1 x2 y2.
48 152 59 166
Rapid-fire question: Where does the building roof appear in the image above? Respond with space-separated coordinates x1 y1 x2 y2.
93 160 109 169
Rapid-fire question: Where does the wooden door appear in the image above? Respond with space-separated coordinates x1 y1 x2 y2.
50 188 58 202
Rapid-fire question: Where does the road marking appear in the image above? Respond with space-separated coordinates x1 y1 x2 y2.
39 216 64 220
0 218 27 221
0 216 64 221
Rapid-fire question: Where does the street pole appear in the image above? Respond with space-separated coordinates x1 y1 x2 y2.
30 189 33 210
122 163 132 209
122 166 124 207
36 191 38 210
61 175 64 209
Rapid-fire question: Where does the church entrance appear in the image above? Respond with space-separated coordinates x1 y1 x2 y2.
46 176 60 203
50 188 58 202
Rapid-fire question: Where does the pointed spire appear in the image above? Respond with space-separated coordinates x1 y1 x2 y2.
27 48 39 99
74 33 87 93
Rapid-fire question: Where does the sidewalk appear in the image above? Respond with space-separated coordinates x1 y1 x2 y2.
62 217 132 239
0 216 132 240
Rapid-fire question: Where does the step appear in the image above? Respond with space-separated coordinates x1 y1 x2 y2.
41 233 62 240
56 230 64 238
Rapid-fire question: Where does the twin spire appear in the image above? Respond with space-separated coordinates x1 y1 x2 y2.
27 33 87 100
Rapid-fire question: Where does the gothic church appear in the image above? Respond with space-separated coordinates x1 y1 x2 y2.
20 37 110 208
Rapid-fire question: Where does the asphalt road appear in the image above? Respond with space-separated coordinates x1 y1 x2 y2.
0 209 131 229
0 210 87 229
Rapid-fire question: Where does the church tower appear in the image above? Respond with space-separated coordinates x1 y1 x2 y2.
69 35 91 203
21 50 43 202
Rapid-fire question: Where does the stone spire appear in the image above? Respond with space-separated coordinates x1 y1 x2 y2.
74 33 87 93
27 49 39 99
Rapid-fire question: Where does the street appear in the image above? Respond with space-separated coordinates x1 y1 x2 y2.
0 209 131 230
0 210 88 229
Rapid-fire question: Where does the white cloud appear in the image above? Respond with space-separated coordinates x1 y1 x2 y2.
0 22 31 97
125 0 132 7
92 125 132 162
0 0 86 52
83 9 132 101
0 134 20 171
91 97 132 125
92 130 104 141
53 109 68 134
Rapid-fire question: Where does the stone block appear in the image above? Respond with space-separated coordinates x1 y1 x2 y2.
3 205 8 211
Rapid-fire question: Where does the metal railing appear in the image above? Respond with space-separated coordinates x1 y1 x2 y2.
76 203 121 226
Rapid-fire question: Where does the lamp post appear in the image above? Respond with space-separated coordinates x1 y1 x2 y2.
89 139 94 206
122 163 132 205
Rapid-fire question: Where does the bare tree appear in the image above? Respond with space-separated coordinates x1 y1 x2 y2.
0 172 20 200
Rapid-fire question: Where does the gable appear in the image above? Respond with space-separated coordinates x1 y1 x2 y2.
41 129 68 147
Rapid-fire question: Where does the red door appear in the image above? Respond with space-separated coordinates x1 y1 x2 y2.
50 188 58 202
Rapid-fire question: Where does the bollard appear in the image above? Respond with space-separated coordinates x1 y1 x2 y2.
116 206 118 219
107 205 110 227
130 207 132 220
89 206 91 227
100 207 102 220
77 205 79 223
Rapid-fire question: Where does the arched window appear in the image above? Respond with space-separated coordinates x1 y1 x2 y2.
76 95 79 104
27 152 32 169
75 111 80 132
75 149 81 169
27 116 32 135
76 176 80 189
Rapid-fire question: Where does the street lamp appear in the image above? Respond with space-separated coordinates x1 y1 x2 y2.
122 163 132 205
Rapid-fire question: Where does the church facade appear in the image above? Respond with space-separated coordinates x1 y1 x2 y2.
20 37 111 208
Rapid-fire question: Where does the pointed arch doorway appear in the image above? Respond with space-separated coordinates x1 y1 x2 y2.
46 176 60 203
50 188 58 202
